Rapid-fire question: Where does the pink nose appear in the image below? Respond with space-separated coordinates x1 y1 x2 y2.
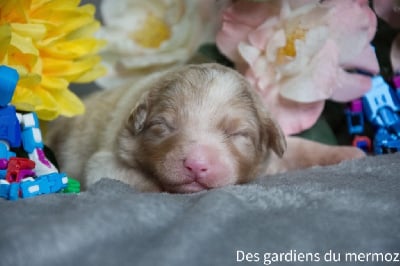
184 145 214 178
184 158 209 176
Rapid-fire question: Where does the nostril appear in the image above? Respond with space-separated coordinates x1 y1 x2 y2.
184 158 209 175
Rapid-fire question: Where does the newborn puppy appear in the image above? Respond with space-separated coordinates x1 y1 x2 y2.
47 64 285 192
46 63 364 193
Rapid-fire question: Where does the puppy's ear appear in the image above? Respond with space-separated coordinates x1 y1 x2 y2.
261 116 286 158
127 95 149 135
246 83 286 158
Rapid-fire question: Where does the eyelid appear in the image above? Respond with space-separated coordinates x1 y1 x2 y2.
148 116 175 130
229 130 250 138
224 126 251 137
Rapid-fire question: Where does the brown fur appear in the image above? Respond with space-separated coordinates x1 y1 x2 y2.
46 63 364 193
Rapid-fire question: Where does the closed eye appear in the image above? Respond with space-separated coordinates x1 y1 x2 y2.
225 128 256 147
146 117 176 136
228 131 251 139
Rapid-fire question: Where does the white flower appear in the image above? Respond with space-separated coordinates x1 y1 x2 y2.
96 0 218 89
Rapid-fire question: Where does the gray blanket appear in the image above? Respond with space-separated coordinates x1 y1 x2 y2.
1 153 399 266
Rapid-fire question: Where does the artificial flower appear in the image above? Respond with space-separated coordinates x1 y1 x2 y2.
392 34 400 73
0 0 106 120
216 0 379 135
96 0 218 89
373 0 400 73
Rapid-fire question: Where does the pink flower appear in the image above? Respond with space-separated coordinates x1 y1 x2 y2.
373 0 400 73
392 35 400 73
216 0 379 135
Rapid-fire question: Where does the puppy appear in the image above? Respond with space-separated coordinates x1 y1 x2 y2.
46 63 364 193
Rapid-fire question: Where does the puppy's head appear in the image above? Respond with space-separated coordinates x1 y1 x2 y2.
117 64 286 193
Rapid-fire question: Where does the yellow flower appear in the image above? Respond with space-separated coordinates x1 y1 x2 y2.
0 0 106 120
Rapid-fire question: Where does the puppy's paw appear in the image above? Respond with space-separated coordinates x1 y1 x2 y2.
331 146 366 163
279 137 368 172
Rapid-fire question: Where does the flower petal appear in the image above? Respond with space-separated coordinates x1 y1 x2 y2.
118 50 189 69
10 31 39 57
216 19 257 63
74 64 107 83
216 1 279 62
31 87 59 120
41 76 68 91
11 85 41 112
42 55 102 81
50 89 85 118
32 84 86 120
373 0 400 28
222 1 278 28
255 80 326 135
0 0 30 23
0 24 12 61
340 44 379 75
238 42 261 66
277 100 325 136
391 33 400 73
280 40 339 103
265 30 287 64
11 23 46 41
330 70 373 102
66 20 100 39
325 0 377 65
17 71 41 88
41 38 105 59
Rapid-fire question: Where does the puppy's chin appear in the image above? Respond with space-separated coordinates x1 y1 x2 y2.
162 181 210 194
154 155 239 193
160 167 240 193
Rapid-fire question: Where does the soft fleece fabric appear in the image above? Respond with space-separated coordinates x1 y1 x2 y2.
1 153 399 266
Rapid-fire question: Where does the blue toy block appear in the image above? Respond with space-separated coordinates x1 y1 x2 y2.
33 175 51 194
21 112 44 153
373 128 400 154
0 106 22 148
0 66 19 106
21 127 43 153
5 172 69 199
0 180 10 199
0 143 16 161
0 143 7 160
8 182 20 200
45 172 68 192
356 140 369 152
0 143 13 161
352 136 371 153
20 178 42 198
0 169 6 180
363 76 400 129
374 139 400 154
345 109 364 135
